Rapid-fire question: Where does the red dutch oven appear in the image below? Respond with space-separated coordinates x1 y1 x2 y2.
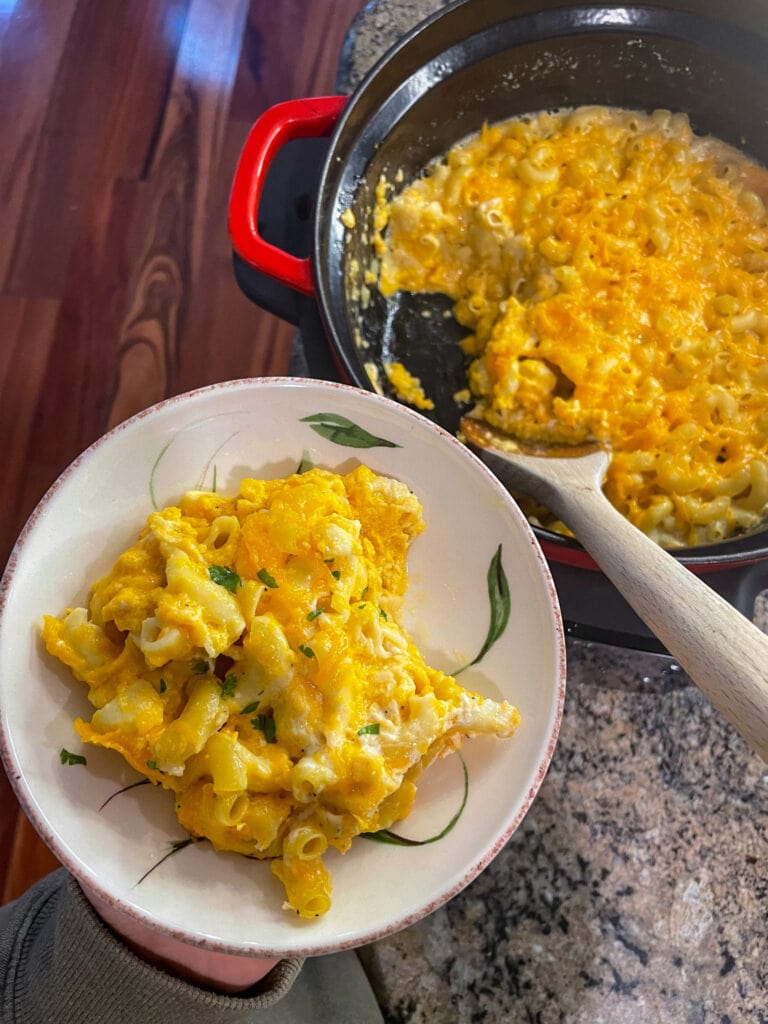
228 0 768 652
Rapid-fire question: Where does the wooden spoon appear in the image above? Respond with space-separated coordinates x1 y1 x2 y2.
461 416 768 762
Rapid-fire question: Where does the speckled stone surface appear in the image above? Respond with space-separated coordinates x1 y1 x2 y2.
359 643 768 1023
336 3 768 1022
336 0 451 94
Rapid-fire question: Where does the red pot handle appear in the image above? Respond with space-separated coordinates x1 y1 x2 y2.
228 95 347 296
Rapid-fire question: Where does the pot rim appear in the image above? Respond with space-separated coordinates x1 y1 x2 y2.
309 0 768 572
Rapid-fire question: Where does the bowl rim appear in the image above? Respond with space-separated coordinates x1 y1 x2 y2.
0 376 567 955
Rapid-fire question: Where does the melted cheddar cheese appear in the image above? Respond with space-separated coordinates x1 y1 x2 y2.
375 106 768 548
43 465 520 918
383 361 435 410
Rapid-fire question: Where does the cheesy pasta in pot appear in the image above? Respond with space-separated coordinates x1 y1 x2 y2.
374 106 768 549
42 465 520 918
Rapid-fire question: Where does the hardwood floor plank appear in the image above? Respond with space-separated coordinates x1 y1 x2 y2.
7 180 150 546
97 0 192 181
0 297 61 567
2 815 60 906
178 244 295 390
0 295 64 891
106 0 253 421
6 0 187 298
0 773 20 897
176 116 295 391
0 0 78 289
230 0 363 117
146 0 250 286
105 178 187 429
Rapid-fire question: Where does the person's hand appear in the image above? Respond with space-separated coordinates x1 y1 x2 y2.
81 884 281 993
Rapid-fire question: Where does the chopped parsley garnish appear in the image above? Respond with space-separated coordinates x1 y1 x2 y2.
331 569 341 580
361 586 369 599
379 607 388 621
59 748 87 766
147 759 159 770
357 723 380 736
219 674 237 699
192 660 209 674
307 608 323 621
257 567 278 589
208 564 242 592
323 558 335 564
251 714 277 743
298 644 315 658
159 678 167 694
241 700 261 715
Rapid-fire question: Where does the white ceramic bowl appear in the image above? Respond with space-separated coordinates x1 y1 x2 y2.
0 378 565 957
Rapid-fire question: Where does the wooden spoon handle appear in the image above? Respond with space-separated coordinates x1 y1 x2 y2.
553 483 768 762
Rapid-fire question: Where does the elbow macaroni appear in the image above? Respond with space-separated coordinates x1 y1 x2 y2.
42 465 520 918
374 106 768 548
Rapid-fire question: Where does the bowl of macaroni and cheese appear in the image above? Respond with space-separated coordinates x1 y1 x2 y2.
229 0 768 651
0 378 565 955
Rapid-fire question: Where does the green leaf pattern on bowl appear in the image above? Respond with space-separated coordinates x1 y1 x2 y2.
301 412 401 448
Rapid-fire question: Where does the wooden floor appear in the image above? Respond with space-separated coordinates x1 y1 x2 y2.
0 0 365 906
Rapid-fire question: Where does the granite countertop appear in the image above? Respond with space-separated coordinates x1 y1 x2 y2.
336 4 768 1022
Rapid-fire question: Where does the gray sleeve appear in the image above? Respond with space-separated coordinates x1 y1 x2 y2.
0 868 303 1024
0 869 384 1024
